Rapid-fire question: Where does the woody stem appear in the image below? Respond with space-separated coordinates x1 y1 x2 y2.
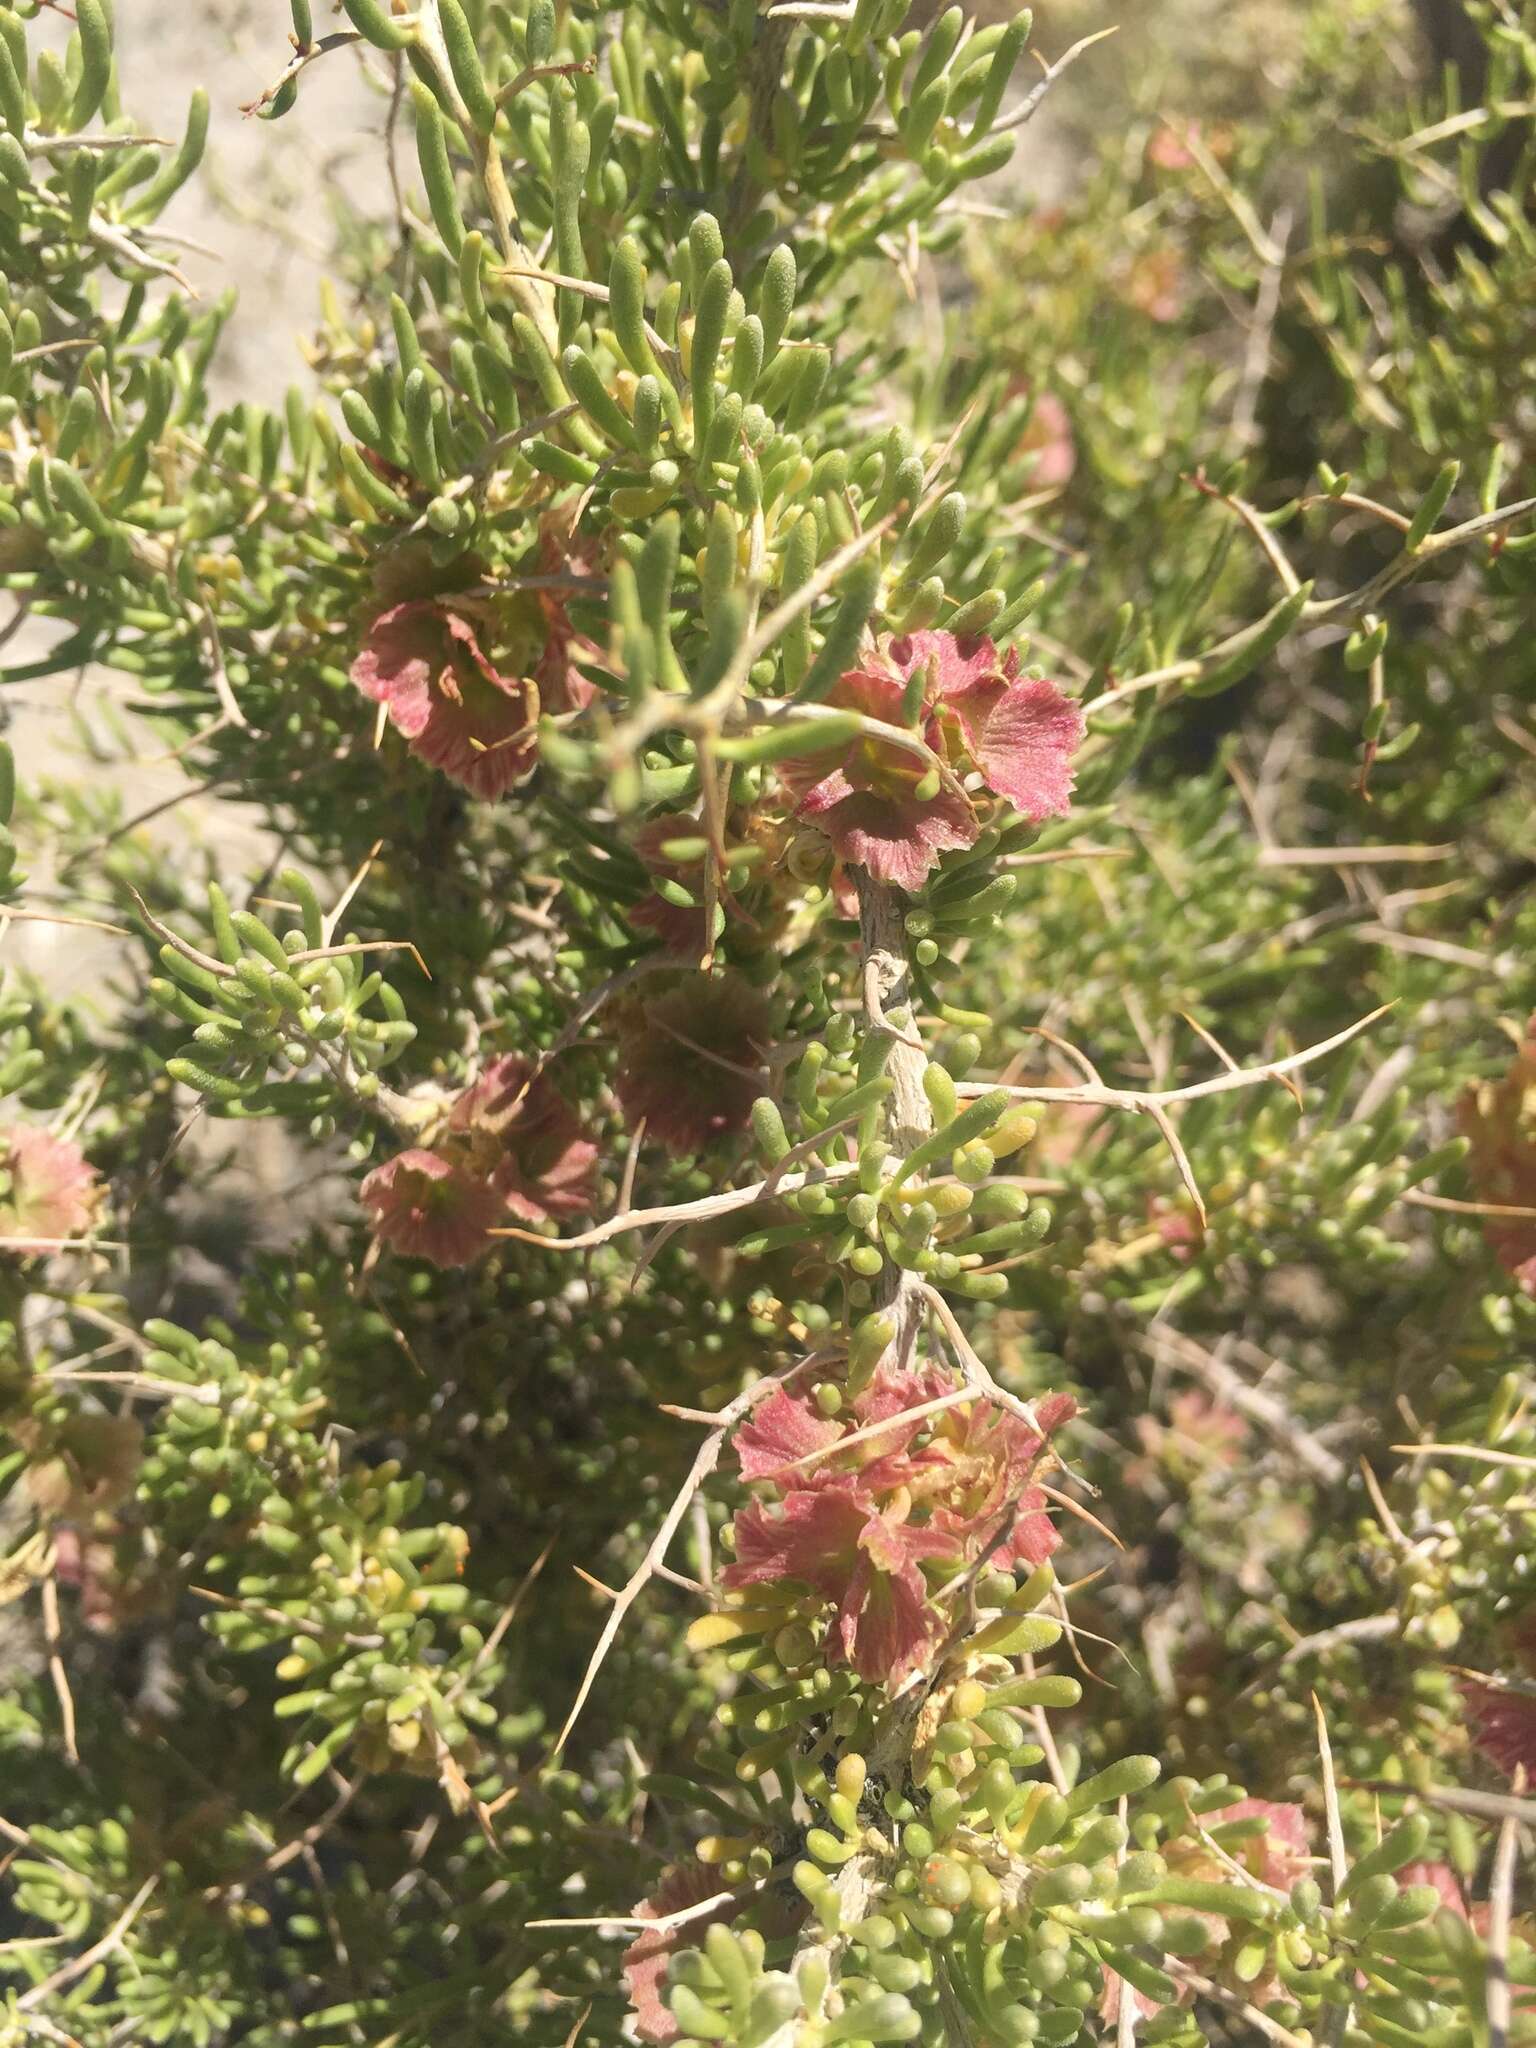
768 886 981 2032
855 872 934 1374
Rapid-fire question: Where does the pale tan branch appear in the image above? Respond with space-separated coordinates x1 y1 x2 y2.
956 1006 1389 1114
17 1877 157 2011
490 1160 859 1252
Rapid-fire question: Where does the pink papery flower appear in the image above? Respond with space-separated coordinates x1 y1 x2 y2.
733 1374 942 1493
1123 247 1187 324
359 1148 505 1268
733 1385 845 1484
727 1480 959 1683
1133 1389 1248 1483
917 1386 1078 1569
1461 1679 1536 1780
614 972 771 1155
1197 1798 1312 1891
1146 119 1234 175
782 631 1084 891
1100 1968 1169 2030
726 1374 1075 1683
621 1865 733 2046
350 599 537 800
0 1124 102 1254
781 666 977 891
896 630 1085 820
1164 1798 1310 2007
738 1376 1074 1557
448 1054 598 1224
1146 122 1197 173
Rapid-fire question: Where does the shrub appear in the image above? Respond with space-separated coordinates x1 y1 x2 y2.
0 0 1534 2041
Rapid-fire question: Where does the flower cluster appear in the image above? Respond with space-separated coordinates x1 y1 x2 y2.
613 971 773 1156
1460 1613 1536 1780
1130 1389 1248 1486
0 1124 102 1255
1462 1679 1536 1777
621 1866 738 2047
781 630 1085 890
723 1373 1075 1683
349 562 596 801
1104 1798 1311 2026
361 1054 597 1266
350 599 537 800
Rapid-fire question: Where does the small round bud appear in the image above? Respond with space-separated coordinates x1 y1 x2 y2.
836 1753 867 1804
923 1856 973 1909
951 1679 987 1720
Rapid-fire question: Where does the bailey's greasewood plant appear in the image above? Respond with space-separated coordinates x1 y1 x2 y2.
2 0 1535 2040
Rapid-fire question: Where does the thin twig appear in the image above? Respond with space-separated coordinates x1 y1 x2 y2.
1257 843 1456 867
955 1005 1390 1113
526 1886 741 1934
23 129 174 154
322 838 385 946
16 1877 157 2010
1304 494 1536 623
1179 124 1286 266
1313 1685 1354 2048
489 1160 859 1251
0 906 133 938
1487 1793 1519 2048
1343 1778 1536 1827
261 1777 359 1876
122 884 234 979
1138 1327 1346 1487
1002 845 1131 868
1389 1442 1536 1472
0 1235 125 1253
240 28 363 117
1405 1190 1536 1221
550 1357 824 1757
1274 1612 1398 1670
40 1576 78 1765
1144 1099 1206 1232
1162 1962 1310 2046
196 605 247 731
995 28 1120 134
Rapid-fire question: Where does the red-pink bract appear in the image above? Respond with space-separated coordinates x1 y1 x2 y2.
350 600 537 799
359 1148 506 1268
1461 1679 1536 1780
448 1053 598 1224
727 1480 959 1683
725 1373 1074 1682
781 665 977 890
0 1124 102 1253
614 973 771 1155
781 631 1083 889
621 1866 732 2045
